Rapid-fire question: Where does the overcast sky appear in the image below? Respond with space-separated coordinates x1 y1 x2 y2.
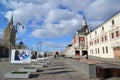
0 0 120 51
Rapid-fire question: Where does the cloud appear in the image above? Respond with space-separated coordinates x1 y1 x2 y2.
1 0 120 38
87 0 120 20
86 0 120 28
31 18 81 38
58 0 93 11
42 41 67 49
46 9 81 23
0 29 4 36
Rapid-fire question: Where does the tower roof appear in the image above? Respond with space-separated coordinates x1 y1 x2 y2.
77 25 89 35
9 13 14 29
77 10 90 35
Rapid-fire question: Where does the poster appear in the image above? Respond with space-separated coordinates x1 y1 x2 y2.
11 49 31 64
37 51 44 60
31 51 38 62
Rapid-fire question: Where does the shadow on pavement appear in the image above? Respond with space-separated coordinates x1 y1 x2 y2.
46 67 73 70
30 73 39 78
42 70 76 74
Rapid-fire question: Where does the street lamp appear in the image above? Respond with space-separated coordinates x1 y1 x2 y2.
39 41 43 52
4 14 24 71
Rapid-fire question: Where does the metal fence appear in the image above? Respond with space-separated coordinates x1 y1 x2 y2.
0 58 9 62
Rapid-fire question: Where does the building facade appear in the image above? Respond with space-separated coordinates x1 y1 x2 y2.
88 12 120 59
65 14 90 57
65 12 120 59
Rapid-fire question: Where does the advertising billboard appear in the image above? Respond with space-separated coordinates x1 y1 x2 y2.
11 49 31 64
37 51 44 60
31 51 38 62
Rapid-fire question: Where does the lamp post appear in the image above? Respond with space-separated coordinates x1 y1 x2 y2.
5 15 24 72
39 41 43 53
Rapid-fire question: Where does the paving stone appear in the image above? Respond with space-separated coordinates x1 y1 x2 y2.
1 58 120 80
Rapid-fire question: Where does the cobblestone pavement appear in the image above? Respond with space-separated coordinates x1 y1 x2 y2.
0 58 120 80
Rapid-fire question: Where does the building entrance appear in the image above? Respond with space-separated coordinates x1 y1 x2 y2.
82 50 88 56
75 50 80 56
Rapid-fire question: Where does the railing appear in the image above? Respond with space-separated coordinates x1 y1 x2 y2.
0 58 9 62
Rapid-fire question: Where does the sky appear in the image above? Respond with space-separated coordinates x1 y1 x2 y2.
0 0 120 52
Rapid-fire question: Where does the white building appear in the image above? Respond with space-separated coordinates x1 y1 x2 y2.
65 13 90 57
87 12 120 59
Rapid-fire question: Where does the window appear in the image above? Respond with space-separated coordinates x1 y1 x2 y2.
116 31 119 37
103 47 104 53
95 48 97 54
102 37 104 42
90 41 93 46
95 31 97 35
98 48 100 54
106 46 108 53
92 49 94 54
102 26 104 31
111 33 114 38
95 40 96 44
105 36 107 41
97 39 99 43
89 42 91 46
112 20 114 25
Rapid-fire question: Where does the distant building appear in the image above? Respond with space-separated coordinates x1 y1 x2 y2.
65 44 72 57
2 14 17 47
0 14 25 58
88 12 120 59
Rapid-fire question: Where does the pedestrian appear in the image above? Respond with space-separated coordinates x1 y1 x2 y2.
84 54 88 59
54 55 56 59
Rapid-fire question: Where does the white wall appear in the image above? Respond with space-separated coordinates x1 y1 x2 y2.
87 12 120 58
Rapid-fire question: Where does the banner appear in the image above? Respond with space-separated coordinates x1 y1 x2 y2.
11 49 31 64
37 51 44 60
31 51 38 62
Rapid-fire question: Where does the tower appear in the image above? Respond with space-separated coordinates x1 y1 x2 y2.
75 10 90 57
77 10 90 35
2 14 17 47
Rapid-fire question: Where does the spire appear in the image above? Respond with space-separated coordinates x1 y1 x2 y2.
83 9 86 20
77 9 90 35
9 13 14 28
10 13 13 24
82 9 87 26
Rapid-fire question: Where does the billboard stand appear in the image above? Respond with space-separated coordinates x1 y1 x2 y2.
4 49 32 79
